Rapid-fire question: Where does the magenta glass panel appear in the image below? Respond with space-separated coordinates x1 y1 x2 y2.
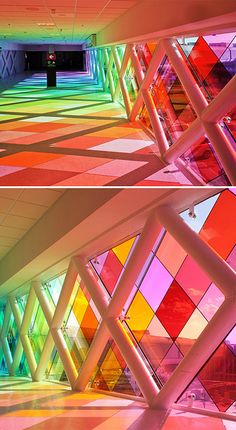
139 256 173 312
156 280 196 340
175 255 212 305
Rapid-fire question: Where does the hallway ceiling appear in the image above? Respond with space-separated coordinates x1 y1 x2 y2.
0 187 218 301
0 0 141 45
0 188 64 260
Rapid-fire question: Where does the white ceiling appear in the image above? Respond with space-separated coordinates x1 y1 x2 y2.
0 0 141 44
0 188 64 260
0 187 219 301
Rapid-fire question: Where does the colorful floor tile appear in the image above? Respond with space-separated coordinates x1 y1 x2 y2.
0 71 192 186
0 377 235 430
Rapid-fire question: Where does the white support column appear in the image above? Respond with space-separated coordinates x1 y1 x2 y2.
0 301 13 374
9 296 24 375
162 38 236 184
34 333 54 382
202 121 236 184
155 205 236 297
163 118 204 163
19 287 37 379
98 49 106 91
111 46 122 102
153 298 236 410
201 75 236 123
130 45 169 156
32 281 55 382
104 48 115 99
74 212 163 392
36 260 79 387
162 38 208 116
74 256 160 406
118 45 132 116
151 204 236 410
130 42 165 122
74 320 110 391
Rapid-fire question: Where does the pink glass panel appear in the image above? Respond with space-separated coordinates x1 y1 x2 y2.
139 256 173 312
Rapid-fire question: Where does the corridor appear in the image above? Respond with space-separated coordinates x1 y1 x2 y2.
0 72 191 186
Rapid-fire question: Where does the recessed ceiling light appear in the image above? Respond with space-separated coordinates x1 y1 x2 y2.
37 23 55 27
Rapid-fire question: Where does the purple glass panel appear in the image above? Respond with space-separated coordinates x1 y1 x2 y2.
139 256 173 312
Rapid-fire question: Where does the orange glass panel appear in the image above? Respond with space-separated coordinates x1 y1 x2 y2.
200 190 236 259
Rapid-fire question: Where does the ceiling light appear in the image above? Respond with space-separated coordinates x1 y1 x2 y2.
37 23 55 27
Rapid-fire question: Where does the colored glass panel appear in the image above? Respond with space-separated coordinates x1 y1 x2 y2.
199 190 236 260
156 280 196 340
90 236 138 297
0 305 7 375
135 43 156 74
63 276 101 370
139 256 173 312
124 59 139 106
156 232 187 277
198 335 236 412
91 339 141 396
7 312 19 359
96 250 123 295
139 316 173 371
29 298 49 365
126 291 154 342
157 343 184 384
46 272 66 306
176 309 208 356
175 255 211 306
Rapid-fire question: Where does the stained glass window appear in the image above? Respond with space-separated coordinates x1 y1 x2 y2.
89 190 235 414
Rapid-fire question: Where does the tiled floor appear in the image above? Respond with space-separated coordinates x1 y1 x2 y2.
0 72 191 186
0 377 235 430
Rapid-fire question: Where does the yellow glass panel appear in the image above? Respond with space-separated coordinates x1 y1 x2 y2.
126 291 154 341
72 288 88 325
113 237 135 265
100 348 122 390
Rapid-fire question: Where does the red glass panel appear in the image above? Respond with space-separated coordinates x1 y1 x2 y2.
188 36 219 81
176 255 211 305
156 280 196 340
181 136 226 184
99 250 123 295
203 61 233 98
198 343 236 412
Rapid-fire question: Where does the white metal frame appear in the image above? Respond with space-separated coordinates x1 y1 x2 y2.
92 38 236 185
